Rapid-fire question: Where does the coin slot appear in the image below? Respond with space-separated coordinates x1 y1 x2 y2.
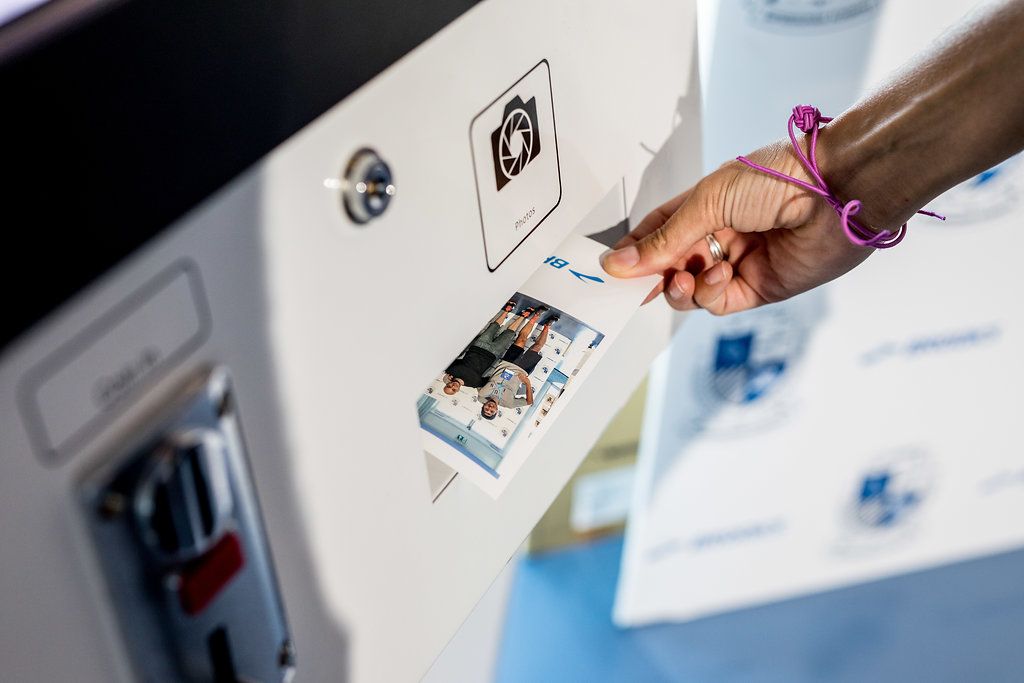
188 444 216 537
207 626 238 683
78 368 294 680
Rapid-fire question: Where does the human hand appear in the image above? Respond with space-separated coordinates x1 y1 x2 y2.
601 139 873 314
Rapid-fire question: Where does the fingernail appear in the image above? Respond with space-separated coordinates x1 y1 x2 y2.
668 281 686 300
704 263 726 285
600 245 639 271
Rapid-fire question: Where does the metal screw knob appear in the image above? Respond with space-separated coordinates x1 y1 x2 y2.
341 148 395 224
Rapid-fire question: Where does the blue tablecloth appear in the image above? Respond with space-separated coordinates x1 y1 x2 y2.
496 536 1024 682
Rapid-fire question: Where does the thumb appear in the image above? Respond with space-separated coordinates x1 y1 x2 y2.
601 180 721 278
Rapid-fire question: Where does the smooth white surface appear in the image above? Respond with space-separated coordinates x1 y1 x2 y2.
422 548 521 683
0 1 701 680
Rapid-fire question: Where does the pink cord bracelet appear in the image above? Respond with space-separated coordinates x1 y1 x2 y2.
736 105 945 248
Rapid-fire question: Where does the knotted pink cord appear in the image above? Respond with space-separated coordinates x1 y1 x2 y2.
736 105 945 248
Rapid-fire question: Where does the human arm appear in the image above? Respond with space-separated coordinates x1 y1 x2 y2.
601 0 1024 314
519 371 534 405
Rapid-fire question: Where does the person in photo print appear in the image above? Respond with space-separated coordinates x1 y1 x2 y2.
478 315 559 419
443 301 546 393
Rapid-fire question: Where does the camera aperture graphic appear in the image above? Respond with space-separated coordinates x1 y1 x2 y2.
491 95 542 191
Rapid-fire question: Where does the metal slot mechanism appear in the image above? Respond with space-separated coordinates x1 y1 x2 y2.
79 367 294 682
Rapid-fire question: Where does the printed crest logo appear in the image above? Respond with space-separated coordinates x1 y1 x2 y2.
685 300 816 437
702 308 804 407
854 464 926 528
834 448 934 555
709 331 788 404
742 0 881 30
491 95 542 191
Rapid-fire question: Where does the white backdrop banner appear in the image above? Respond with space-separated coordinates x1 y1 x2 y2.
614 0 1024 626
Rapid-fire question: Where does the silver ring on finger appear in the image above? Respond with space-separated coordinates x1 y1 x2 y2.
706 233 728 264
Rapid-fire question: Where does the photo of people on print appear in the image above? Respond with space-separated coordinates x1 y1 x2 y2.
417 294 603 486
417 234 659 497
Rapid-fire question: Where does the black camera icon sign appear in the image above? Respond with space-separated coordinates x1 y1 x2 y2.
490 95 542 191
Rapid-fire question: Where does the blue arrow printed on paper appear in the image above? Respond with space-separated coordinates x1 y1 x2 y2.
569 269 605 284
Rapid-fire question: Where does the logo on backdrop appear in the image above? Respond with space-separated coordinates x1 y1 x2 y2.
491 95 542 191
924 154 1023 224
742 0 881 30
688 301 814 436
646 518 787 563
978 466 1024 497
834 447 934 555
709 331 789 404
859 324 1001 366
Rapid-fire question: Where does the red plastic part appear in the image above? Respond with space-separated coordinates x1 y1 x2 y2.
177 532 245 616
